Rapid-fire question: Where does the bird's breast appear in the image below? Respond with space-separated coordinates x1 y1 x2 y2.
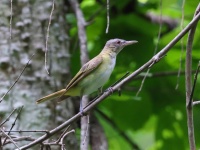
80 55 116 95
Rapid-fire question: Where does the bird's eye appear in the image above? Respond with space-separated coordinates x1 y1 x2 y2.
116 41 121 44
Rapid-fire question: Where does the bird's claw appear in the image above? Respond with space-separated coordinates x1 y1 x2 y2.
149 54 166 68
149 55 159 68
106 87 114 94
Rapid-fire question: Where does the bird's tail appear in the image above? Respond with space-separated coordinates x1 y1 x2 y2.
36 89 68 104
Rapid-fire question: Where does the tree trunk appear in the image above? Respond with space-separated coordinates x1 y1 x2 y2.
0 0 78 149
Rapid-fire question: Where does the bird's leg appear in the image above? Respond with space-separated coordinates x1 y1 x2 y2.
98 87 103 96
106 87 114 94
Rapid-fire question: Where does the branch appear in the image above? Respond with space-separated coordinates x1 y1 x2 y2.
193 101 200 106
69 0 89 64
190 61 200 104
185 3 200 150
105 0 110 33
3 130 49 133
4 136 35 145
3 106 24 145
133 70 196 80
44 0 55 74
176 0 185 89
0 109 17 127
9 0 13 40
18 11 200 150
0 129 20 149
0 54 35 103
68 0 89 150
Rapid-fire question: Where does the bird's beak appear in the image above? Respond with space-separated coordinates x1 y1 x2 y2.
124 40 138 46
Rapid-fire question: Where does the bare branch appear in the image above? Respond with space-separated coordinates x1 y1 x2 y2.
9 0 13 40
136 0 162 96
0 109 17 127
59 130 75 150
4 136 35 145
69 0 89 64
105 0 110 33
185 3 200 150
190 61 200 104
55 125 70 144
0 129 20 149
176 0 186 89
0 54 35 103
133 70 196 80
69 0 90 149
18 11 200 150
193 101 200 106
3 106 24 145
3 130 49 133
45 0 55 74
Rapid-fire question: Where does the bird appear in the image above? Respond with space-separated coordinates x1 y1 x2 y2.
36 38 138 111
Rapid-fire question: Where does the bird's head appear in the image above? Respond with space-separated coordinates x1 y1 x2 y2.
103 38 138 55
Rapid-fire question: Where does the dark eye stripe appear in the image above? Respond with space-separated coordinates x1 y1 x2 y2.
117 41 121 44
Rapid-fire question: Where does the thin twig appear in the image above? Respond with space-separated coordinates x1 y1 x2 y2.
136 69 150 96
193 101 200 106
0 129 20 149
18 12 200 150
45 0 55 74
136 0 162 96
0 108 17 127
176 0 185 89
190 61 200 104
55 125 70 144
0 53 35 103
105 0 110 33
9 0 13 40
5 136 35 145
134 70 196 80
110 72 130 87
3 106 24 145
3 130 49 133
59 130 75 150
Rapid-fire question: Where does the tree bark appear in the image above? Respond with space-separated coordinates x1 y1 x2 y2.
0 0 78 149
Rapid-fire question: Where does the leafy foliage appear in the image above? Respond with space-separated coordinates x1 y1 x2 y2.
68 0 200 149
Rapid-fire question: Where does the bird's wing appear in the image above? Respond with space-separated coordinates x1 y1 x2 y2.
65 55 103 91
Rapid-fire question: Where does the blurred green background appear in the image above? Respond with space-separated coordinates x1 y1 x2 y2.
69 0 200 149
1 0 200 149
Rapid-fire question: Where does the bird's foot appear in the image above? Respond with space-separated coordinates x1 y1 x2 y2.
105 87 114 94
149 54 166 68
98 87 103 96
